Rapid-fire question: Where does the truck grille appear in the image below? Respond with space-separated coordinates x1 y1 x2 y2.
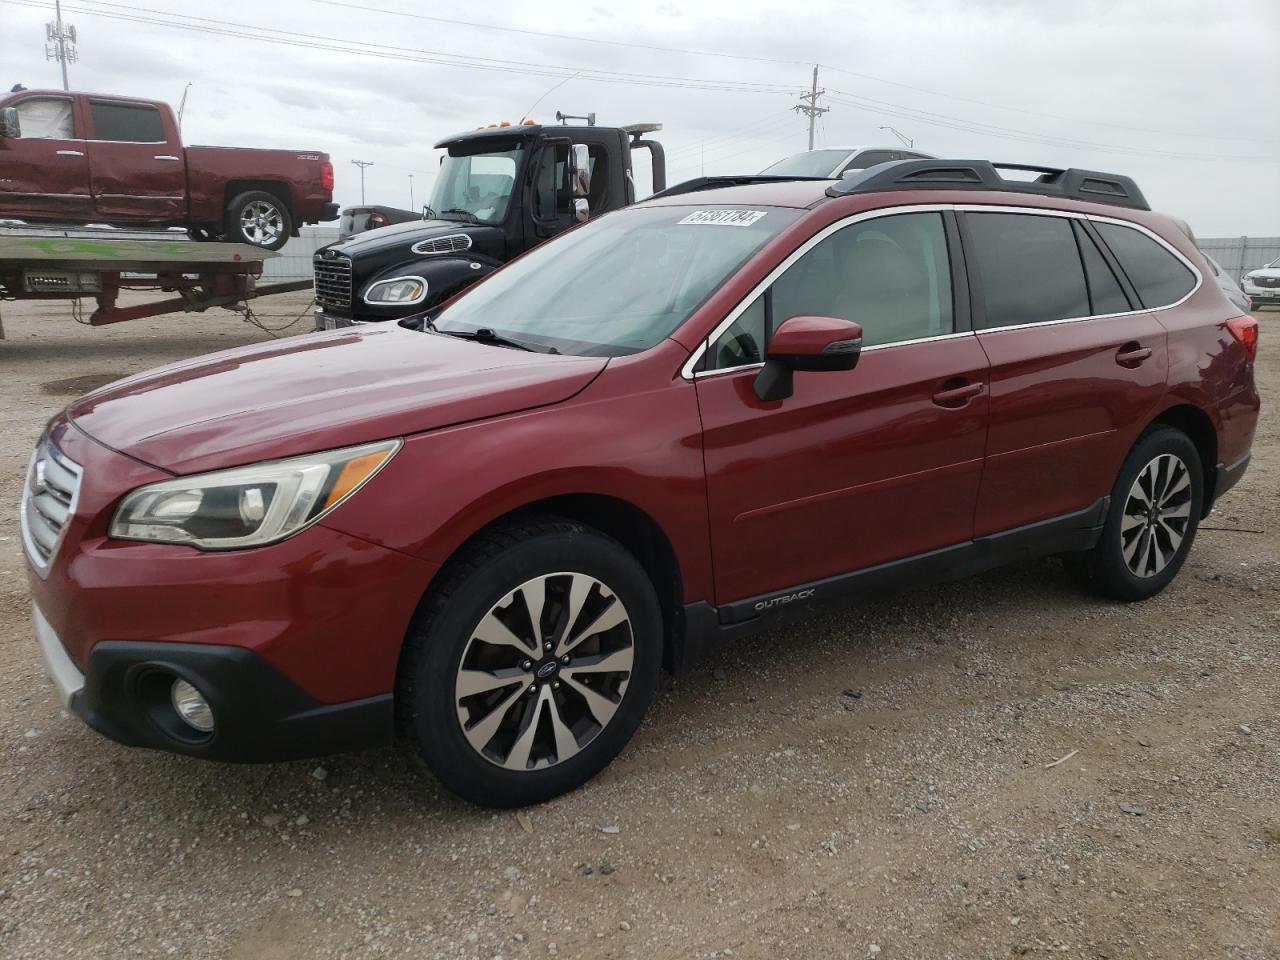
313 253 352 308
1252 276 1279 288
20 437 83 574
412 234 472 255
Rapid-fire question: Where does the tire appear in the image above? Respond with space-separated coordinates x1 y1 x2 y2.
224 190 292 250
398 517 663 807
1071 426 1204 602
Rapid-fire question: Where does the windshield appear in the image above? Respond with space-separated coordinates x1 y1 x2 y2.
759 149 850 178
428 144 523 224
434 204 802 356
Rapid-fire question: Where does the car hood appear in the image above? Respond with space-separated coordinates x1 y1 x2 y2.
1246 267 1280 281
67 327 607 475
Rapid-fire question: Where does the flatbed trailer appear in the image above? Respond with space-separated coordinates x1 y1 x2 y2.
0 236 312 338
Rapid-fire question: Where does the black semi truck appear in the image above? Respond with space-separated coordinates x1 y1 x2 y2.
313 118 665 329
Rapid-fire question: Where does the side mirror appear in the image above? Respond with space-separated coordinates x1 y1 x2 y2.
573 197 589 223
569 143 590 198
753 315 862 402
0 107 20 139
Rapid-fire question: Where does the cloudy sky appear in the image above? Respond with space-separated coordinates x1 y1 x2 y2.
2 0 1278 235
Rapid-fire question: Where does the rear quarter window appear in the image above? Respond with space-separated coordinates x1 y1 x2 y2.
1094 221 1196 308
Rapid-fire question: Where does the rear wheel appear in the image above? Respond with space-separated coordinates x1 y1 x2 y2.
1070 426 1203 601
398 518 662 807
224 190 292 250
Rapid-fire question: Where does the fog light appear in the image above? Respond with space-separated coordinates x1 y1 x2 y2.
170 678 214 733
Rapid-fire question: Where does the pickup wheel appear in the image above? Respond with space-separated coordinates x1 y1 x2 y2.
397 518 662 807
224 190 292 250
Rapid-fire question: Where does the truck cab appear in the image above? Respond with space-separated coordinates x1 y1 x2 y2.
313 120 665 328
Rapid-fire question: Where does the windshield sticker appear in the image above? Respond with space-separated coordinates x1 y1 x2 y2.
677 209 768 227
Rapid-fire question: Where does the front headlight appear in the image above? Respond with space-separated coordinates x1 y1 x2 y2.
363 276 427 305
110 439 401 550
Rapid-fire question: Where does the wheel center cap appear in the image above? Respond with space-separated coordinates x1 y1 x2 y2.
535 660 560 680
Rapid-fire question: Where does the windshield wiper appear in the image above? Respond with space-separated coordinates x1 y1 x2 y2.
438 326 541 352
439 208 482 224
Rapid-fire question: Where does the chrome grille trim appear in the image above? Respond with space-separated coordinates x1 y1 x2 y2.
20 437 83 577
411 233 472 256
312 252 353 308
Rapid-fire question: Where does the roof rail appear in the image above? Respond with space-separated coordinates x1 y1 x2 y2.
649 174 831 200
826 159 1150 211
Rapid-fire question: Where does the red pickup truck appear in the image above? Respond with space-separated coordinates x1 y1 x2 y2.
0 90 337 249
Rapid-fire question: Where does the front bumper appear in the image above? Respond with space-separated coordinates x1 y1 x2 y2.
1243 281 1280 303
34 603 393 761
24 415 438 762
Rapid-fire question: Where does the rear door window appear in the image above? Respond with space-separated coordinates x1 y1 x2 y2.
89 101 166 143
965 212 1089 328
1094 221 1196 308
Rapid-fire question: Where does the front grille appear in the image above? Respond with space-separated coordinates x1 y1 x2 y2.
1252 276 1279 288
412 233 472 255
20 437 83 575
313 253 353 308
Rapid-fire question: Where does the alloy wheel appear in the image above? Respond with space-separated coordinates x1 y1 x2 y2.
1120 453 1193 578
239 200 284 246
454 572 634 771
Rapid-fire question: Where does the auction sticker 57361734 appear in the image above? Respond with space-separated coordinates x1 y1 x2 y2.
677 209 768 227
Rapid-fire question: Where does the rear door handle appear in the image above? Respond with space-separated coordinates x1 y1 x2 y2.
153 155 181 161
55 149 84 157
1115 342 1153 367
932 379 984 407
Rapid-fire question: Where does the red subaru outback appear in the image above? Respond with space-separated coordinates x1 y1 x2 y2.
23 160 1259 807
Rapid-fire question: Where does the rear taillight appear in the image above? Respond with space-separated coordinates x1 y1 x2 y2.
321 161 334 192
1226 315 1259 361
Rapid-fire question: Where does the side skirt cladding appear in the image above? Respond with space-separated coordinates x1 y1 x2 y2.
672 497 1109 673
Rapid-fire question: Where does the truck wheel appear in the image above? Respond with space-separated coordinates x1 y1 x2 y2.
397 517 662 807
1068 426 1203 602
224 190 292 250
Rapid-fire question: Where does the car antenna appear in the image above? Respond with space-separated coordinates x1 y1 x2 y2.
519 72 580 125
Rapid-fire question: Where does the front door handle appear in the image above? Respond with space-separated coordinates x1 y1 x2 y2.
153 155 181 161
55 149 84 157
1116 342 1153 367
932 379 984 407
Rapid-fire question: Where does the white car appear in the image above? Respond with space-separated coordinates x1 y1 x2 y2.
1242 256 1280 311
760 145 935 179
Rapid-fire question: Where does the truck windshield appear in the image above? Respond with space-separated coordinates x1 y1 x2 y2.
433 204 802 356
429 145 522 225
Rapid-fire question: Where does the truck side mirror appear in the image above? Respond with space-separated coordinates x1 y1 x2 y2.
570 143 590 198
0 108 20 139
573 198 589 223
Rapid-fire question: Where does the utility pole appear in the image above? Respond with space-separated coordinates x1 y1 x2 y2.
408 173 414 210
177 82 193 130
793 65 829 151
45 0 78 90
351 160 374 205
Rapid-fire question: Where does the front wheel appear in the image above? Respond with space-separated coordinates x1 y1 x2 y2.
224 190 292 250
1070 426 1203 602
398 518 662 807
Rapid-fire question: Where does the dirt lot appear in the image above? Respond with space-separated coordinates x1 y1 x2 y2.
0 293 1276 960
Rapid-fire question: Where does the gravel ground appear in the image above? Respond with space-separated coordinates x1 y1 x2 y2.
0 293 1276 960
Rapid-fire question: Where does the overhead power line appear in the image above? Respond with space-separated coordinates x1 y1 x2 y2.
4 0 801 96
311 0 1279 146
311 0 812 68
